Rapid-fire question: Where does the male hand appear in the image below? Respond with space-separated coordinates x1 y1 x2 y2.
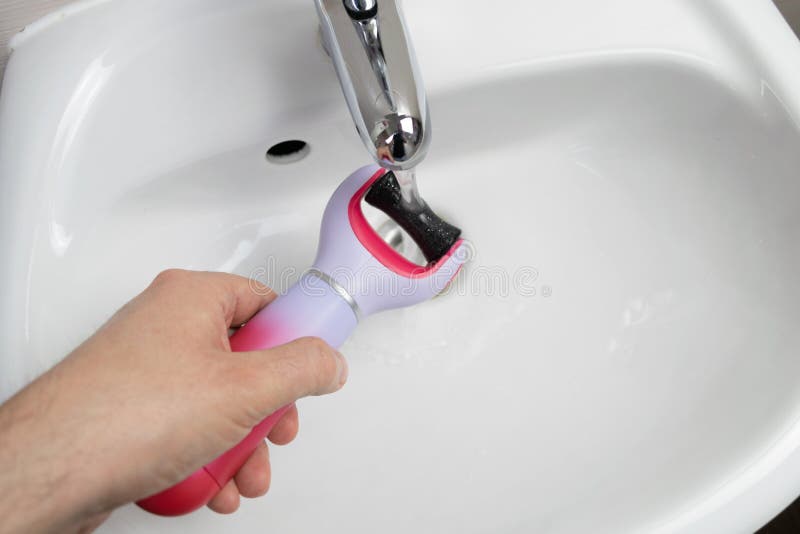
0 270 348 533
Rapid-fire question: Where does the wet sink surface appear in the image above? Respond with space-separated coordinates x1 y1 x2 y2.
2 1 800 532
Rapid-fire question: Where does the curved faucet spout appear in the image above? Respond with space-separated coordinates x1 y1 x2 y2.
315 0 430 171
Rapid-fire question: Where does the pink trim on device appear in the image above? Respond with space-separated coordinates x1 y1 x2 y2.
347 169 463 279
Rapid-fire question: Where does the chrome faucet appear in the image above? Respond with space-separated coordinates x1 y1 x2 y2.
315 0 430 172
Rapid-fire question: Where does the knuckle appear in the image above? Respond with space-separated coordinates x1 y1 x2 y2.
248 277 274 298
297 337 338 385
152 268 189 286
301 336 329 356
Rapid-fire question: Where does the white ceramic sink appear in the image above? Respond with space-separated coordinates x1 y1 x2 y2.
2 0 800 532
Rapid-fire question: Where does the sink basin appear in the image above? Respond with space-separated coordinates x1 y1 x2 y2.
2 0 800 532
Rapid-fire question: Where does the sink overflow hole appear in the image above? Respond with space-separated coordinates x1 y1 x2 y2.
266 140 310 164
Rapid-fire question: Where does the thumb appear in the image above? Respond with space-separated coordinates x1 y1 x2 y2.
240 337 348 416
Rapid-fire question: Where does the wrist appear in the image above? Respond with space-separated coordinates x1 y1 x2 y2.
0 374 104 533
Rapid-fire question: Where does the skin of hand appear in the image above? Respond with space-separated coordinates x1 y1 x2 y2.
0 270 348 534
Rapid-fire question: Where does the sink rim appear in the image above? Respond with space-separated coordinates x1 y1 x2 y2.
2 1 800 532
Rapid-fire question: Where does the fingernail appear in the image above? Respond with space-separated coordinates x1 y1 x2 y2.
337 351 349 386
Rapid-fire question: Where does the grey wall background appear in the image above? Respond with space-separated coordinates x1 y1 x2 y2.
776 0 800 32
1 0 800 81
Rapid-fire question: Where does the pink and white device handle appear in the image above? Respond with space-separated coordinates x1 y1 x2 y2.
136 278 357 516
136 165 467 516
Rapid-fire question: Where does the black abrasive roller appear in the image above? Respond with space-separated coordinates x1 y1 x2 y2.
365 171 462 263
